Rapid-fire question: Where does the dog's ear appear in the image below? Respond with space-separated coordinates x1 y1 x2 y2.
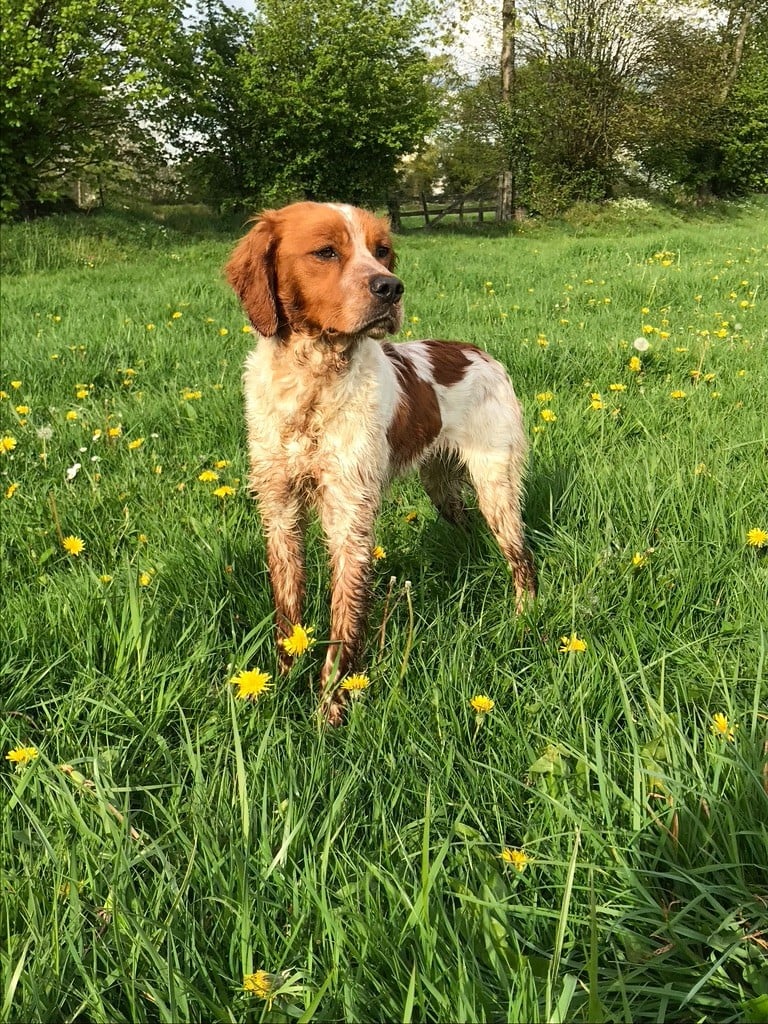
225 216 279 337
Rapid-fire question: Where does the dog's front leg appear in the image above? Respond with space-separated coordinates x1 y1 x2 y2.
258 490 306 669
316 495 377 725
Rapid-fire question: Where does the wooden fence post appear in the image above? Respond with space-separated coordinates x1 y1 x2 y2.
419 191 431 225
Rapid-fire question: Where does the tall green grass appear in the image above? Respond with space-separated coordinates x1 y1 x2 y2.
2 200 767 1023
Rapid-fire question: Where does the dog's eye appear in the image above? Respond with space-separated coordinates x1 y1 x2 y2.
375 245 391 260
314 246 338 260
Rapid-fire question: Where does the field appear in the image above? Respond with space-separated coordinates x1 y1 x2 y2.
1 200 767 1023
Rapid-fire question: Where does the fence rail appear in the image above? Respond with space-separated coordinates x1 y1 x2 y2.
388 180 499 229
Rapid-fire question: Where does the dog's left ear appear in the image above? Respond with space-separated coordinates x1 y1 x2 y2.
225 215 279 337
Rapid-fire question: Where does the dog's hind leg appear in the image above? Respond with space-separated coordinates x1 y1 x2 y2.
419 452 469 526
463 449 537 612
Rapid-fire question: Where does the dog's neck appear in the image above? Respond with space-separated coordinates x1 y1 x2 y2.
267 329 367 375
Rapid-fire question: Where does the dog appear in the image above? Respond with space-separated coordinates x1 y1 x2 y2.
226 201 536 723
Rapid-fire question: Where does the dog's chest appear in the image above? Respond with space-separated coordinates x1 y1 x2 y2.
243 339 395 485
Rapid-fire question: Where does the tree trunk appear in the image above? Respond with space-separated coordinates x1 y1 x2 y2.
718 3 753 106
497 0 517 222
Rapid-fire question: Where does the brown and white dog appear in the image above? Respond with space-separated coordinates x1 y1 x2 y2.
226 201 536 723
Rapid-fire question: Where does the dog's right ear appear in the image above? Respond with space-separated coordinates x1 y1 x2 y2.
225 216 279 337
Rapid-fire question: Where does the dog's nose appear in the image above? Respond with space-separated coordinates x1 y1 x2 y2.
370 274 404 304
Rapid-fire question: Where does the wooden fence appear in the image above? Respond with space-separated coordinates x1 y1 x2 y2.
388 180 499 230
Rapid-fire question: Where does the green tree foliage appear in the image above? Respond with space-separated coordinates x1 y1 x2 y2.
0 0 182 218
433 77 505 194
634 8 768 196
434 0 766 209
168 0 443 208
720 40 768 193
513 0 658 206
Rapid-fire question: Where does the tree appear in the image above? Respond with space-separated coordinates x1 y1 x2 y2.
515 0 659 205
634 2 768 197
431 76 506 194
161 1 254 205
167 0 444 208
497 0 517 220
449 0 661 212
0 0 182 218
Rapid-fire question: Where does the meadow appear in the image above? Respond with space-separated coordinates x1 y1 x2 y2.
1 199 767 1023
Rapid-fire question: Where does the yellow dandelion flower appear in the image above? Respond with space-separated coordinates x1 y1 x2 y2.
632 552 648 567
1 435 18 454
372 545 386 560
65 411 79 421
500 847 531 872
62 535 85 557
171 311 182 319
608 383 626 392
403 510 418 523
214 459 230 469
10 381 22 389
628 356 642 373
219 328 229 336
181 389 202 401
5 482 19 499
540 409 557 423
107 426 122 438
139 571 152 587
232 669 272 701
670 390 687 400
710 712 736 742
15 405 29 415
146 323 156 331
746 528 768 548
6 746 39 769
536 391 554 402
341 673 370 692
127 438 144 450
198 470 219 482
470 695 495 714
213 485 235 498
559 633 587 653
279 623 315 658
99 574 113 583
243 971 273 1002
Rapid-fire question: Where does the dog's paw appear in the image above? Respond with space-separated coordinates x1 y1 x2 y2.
319 689 348 727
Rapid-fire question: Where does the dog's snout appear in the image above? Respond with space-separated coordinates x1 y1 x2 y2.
370 274 404 304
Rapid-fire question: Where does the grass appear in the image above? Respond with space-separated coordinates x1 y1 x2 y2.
1 199 767 1023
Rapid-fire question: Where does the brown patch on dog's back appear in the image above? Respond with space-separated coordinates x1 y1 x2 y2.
422 339 487 386
383 344 442 469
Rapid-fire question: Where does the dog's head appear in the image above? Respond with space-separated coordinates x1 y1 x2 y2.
226 201 404 342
